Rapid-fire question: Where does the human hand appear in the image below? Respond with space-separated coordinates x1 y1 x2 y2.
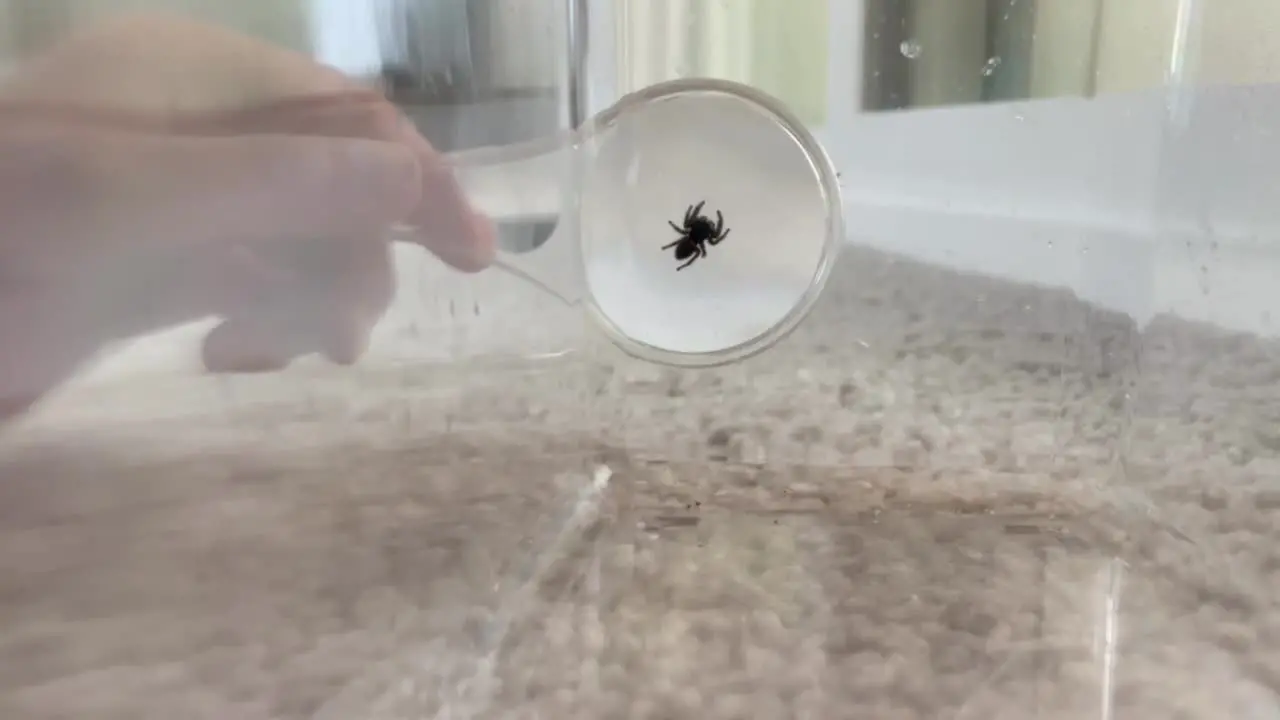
0 15 496 419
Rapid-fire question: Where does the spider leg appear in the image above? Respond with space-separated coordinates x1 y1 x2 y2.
668 220 683 234
676 255 698 271
691 201 706 220
709 227 730 246
662 239 681 249
707 210 726 245
683 205 694 225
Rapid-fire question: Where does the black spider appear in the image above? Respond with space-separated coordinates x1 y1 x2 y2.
663 201 730 271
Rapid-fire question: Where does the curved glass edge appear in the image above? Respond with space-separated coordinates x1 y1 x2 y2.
437 77 844 369
581 77 845 369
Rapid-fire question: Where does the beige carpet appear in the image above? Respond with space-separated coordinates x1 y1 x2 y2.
0 246 1277 719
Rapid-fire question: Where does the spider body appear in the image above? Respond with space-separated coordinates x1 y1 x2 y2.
663 201 730 271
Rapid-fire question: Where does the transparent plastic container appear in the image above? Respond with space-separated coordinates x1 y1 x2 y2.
1 1 1278 718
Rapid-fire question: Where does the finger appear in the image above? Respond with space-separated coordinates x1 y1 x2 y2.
183 93 496 272
0 14 357 116
177 90 397 138
0 286 100 418
200 316 299 374
58 131 422 263
202 234 395 372
200 292 375 373
285 233 395 366
412 156 497 273
5 15 493 271
200 282 332 373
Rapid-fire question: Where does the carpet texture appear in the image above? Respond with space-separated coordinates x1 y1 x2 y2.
0 246 1277 719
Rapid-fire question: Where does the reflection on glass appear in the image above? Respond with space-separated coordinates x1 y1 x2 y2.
862 0 1097 111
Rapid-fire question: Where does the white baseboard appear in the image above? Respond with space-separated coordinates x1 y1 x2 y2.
844 202 1154 325
822 83 1280 340
845 200 1280 339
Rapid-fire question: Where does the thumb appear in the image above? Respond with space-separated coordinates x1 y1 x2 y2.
62 131 422 259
